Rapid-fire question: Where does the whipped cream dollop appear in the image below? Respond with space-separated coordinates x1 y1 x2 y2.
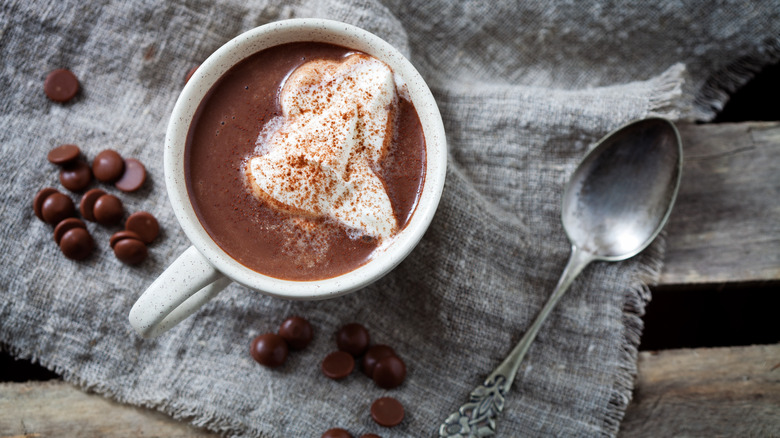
245 53 399 240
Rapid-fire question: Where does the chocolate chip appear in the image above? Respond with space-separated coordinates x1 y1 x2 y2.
34 187 60 221
250 333 288 368
359 435 382 438
44 69 79 103
362 345 396 378
278 316 313 350
41 192 75 225
47 144 80 166
321 351 355 380
59 160 93 192
109 230 144 248
372 355 406 389
321 428 353 438
115 158 146 192
336 323 370 357
59 227 93 260
92 149 125 183
79 188 106 222
184 64 199 84
93 194 123 225
53 217 86 245
113 237 148 265
370 397 404 427
125 211 159 244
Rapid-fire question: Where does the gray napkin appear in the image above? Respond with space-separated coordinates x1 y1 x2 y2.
1 1 778 437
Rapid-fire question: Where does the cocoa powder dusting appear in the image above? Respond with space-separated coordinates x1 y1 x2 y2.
185 43 425 280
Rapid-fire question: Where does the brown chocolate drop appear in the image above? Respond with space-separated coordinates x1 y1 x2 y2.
250 333 288 368
47 144 80 166
321 351 355 380
321 428 353 438
34 187 60 221
44 69 79 103
372 355 406 389
53 217 86 245
362 345 396 378
336 323 370 357
79 188 106 222
41 192 76 225
92 149 125 182
125 211 159 244
113 238 148 265
370 397 404 427
60 160 92 192
278 316 313 350
359 435 382 438
109 230 144 248
93 194 123 225
115 158 146 192
59 227 93 260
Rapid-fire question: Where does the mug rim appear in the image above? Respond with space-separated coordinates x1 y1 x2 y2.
164 18 447 300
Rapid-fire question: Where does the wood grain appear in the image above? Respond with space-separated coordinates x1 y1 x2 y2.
1 122 777 437
0 380 218 438
2 345 777 437
619 344 780 437
660 122 780 286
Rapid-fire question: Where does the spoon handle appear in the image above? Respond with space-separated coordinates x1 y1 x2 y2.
438 246 593 437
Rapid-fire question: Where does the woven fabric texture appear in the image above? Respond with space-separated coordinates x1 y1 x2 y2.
1 1 778 437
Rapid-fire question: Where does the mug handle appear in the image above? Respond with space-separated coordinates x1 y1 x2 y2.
129 246 231 338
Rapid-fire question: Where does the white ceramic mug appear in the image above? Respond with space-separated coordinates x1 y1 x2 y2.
129 19 447 338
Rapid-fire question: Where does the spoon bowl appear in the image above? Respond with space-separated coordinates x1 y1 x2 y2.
563 118 683 259
440 117 683 437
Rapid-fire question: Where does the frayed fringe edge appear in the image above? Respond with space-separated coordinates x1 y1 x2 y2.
600 60 679 432
602 39 780 434
644 62 689 120
601 61 685 435
603 40 780 434
0 341 272 438
601 231 666 437
693 36 780 121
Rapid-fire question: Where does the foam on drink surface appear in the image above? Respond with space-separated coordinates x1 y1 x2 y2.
245 54 400 242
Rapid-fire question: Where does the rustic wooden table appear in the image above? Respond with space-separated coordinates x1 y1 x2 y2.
1 122 778 437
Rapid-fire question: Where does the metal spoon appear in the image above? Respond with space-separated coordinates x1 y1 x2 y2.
439 117 683 437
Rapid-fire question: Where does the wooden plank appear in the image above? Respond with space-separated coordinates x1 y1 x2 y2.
619 344 780 437
659 122 780 286
2 345 777 437
0 381 218 438
1 122 778 436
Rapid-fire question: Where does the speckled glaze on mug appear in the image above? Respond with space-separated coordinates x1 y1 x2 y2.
129 19 447 338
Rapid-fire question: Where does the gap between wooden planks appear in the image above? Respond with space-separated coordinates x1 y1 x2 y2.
1 344 777 437
1 122 778 437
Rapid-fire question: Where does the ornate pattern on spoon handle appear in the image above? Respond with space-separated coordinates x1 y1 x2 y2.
439 119 682 437
439 374 509 437
438 247 593 438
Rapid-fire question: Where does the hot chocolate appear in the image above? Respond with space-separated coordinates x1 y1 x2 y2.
185 42 426 281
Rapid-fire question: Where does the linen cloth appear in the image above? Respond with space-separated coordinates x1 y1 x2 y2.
1 1 778 436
